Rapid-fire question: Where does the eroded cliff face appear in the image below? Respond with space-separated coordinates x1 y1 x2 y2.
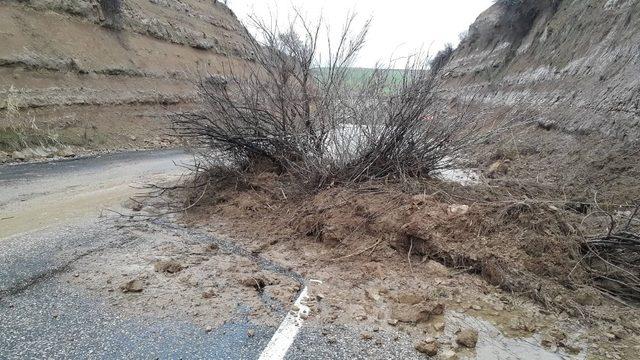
0 0 254 154
438 0 640 140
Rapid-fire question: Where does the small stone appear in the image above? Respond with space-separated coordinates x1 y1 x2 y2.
612 328 628 339
154 260 184 274
375 339 383 346
441 349 458 360
423 337 436 343
316 293 325 301
202 290 216 299
120 279 144 293
447 204 469 216
415 340 439 356
387 318 399 326
563 342 582 354
11 151 28 161
605 333 616 341
205 326 213 332
361 332 374 340
433 320 445 332
392 301 445 324
56 148 76 158
471 304 482 311
456 329 478 348
248 329 255 337
366 288 382 302
292 304 300 312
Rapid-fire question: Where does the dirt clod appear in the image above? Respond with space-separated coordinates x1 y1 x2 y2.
361 331 374 340
456 328 478 348
120 279 144 293
154 260 184 274
392 301 444 324
415 339 439 356
440 349 458 360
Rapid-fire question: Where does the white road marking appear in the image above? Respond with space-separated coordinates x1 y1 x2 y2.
259 280 322 360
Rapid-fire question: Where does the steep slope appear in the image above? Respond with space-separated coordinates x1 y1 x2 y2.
0 0 254 157
437 0 640 140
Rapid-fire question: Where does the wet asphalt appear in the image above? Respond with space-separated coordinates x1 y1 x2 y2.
0 150 420 359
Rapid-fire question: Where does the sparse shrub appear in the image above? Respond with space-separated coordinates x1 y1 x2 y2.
430 44 453 76
173 13 483 189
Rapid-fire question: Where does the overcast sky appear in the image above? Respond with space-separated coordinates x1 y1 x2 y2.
228 0 494 68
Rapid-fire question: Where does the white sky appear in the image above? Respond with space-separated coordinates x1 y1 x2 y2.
228 0 494 68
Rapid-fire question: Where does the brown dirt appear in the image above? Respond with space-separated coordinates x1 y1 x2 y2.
179 170 640 358
65 224 301 329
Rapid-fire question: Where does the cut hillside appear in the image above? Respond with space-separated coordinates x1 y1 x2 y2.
0 0 254 160
437 0 640 140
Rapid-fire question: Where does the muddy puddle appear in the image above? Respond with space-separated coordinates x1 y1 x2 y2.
444 311 584 359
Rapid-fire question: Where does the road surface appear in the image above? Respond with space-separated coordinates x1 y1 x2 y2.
0 150 425 359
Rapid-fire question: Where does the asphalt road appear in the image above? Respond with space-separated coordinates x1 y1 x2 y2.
0 150 426 360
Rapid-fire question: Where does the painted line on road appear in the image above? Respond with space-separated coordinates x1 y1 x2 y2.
258 280 321 360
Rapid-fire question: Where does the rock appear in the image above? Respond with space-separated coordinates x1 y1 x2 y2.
387 318 399 326
11 150 28 161
486 160 510 178
316 293 325 301
202 290 216 299
415 340 439 356
447 204 470 216
154 260 184 274
441 349 458 360
205 326 213 332
471 304 482 311
562 341 582 354
432 320 445 332
424 260 449 276
239 274 267 290
120 279 144 293
361 332 374 340
56 148 76 158
0 151 9 163
392 301 445 324
247 329 255 337
456 329 479 348
129 135 137 141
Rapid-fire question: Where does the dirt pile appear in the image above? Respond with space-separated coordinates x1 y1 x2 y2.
184 171 640 315
180 172 640 358
0 0 254 159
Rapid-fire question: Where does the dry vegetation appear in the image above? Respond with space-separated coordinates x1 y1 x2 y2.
172 13 488 189
170 9 640 336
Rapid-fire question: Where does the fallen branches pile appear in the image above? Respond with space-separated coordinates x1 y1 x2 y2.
582 204 640 302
